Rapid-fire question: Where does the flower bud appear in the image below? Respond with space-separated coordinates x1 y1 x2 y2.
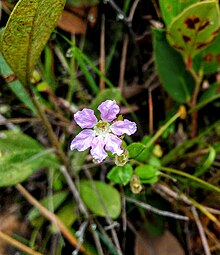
178 105 187 120
114 150 128 166
130 175 143 194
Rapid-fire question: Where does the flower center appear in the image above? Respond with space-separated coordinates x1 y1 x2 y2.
94 120 110 137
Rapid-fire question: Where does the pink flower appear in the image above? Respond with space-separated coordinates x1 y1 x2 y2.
70 100 137 163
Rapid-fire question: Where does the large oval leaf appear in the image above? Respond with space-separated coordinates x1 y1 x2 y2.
153 29 194 103
1 0 65 86
167 1 220 66
80 180 121 219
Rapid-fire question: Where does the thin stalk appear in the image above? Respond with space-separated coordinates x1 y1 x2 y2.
67 34 76 103
145 111 180 148
189 68 203 137
16 184 90 254
0 231 42 255
157 166 220 195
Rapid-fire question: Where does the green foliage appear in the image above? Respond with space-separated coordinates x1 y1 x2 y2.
159 0 199 27
193 32 220 74
135 165 159 184
107 164 133 185
127 142 151 162
153 29 194 103
166 1 220 65
194 146 216 177
28 191 68 222
0 52 36 114
0 0 65 86
80 180 121 219
0 130 58 186
51 202 77 232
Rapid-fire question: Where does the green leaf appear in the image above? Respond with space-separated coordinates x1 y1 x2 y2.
193 32 220 74
0 149 57 187
135 165 159 184
0 130 43 153
1 0 65 86
153 28 194 103
167 1 220 65
127 142 151 162
28 191 68 222
0 52 36 114
127 143 150 162
107 164 133 185
194 146 216 177
159 0 199 27
73 47 99 95
80 180 121 219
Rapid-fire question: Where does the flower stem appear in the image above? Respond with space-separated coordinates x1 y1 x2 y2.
189 68 203 137
157 166 220 194
145 110 180 148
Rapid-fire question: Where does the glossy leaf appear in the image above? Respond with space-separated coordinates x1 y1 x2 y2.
107 164 133 185
80 180 121 219
1 0 65 86
135 165 159 184
153 29 194 103
167 1 220 66
193 31 220 74
127 142 151 162
159 0 199 27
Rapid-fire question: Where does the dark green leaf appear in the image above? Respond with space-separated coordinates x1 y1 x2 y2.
127 142 151 162
0 52 36 114
153 28 194 103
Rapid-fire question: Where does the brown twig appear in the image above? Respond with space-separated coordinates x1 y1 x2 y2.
0 231 42 255
191 206 211 255
16 184 89 254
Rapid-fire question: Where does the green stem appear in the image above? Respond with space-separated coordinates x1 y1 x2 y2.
157 166 220 194
145 111 180 148
67 35 76 103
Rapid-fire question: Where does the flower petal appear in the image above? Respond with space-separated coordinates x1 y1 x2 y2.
70 129 95 151
98 100 120 122
110 119 137 136
105 134 123 155
90 136 108 163
74 109 97 128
